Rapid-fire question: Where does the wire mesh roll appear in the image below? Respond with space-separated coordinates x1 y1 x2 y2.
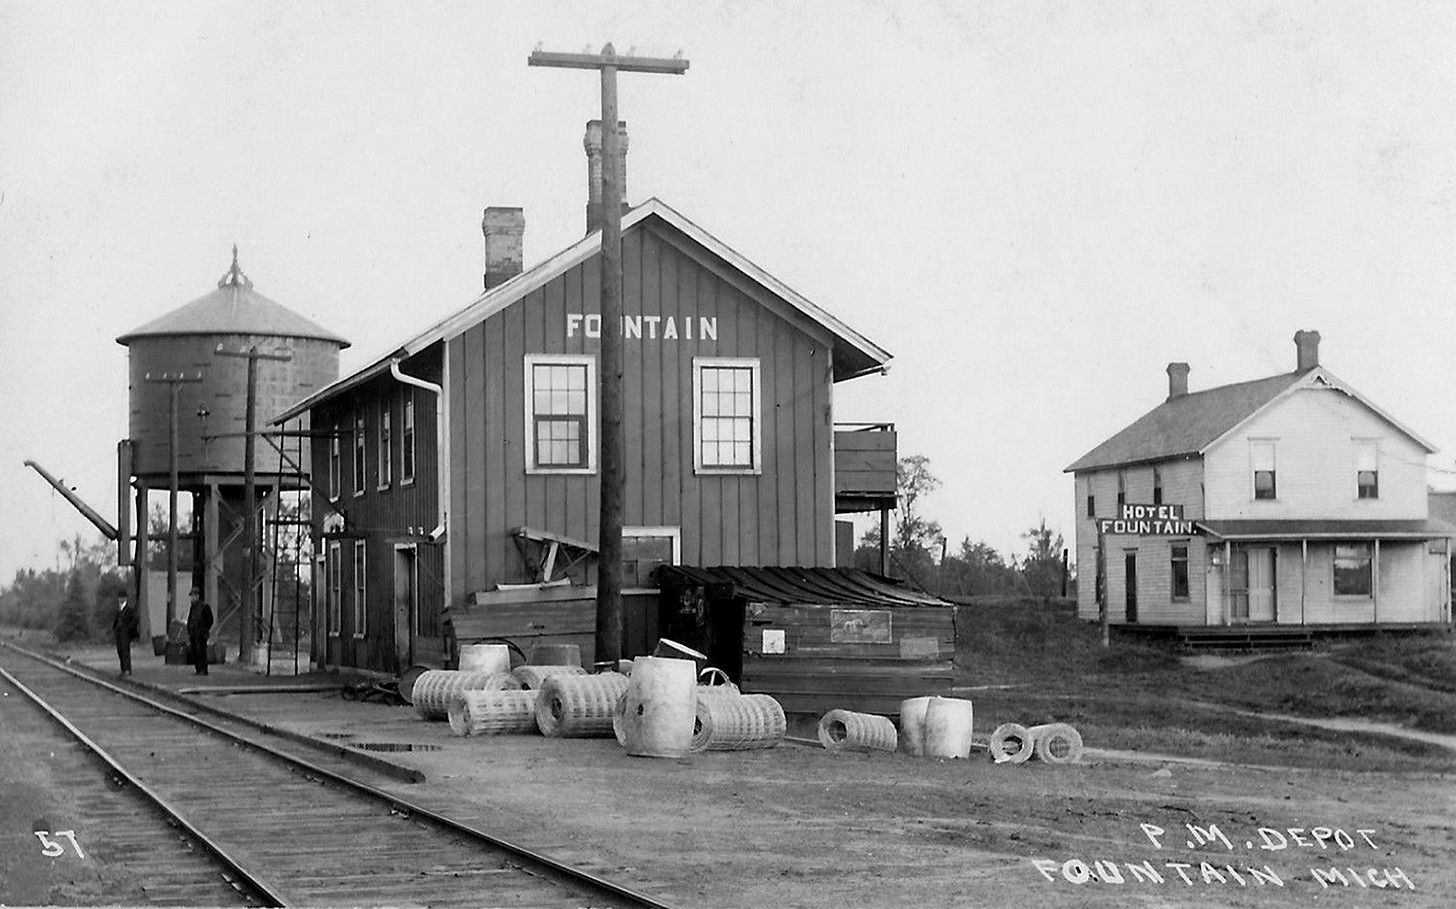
817 709 898 754
1028 722 1084 764
535 672 629 737
988 722 1035 764
447 689 540 736
512 664 588 690
411 670 522 721
690 693 786 752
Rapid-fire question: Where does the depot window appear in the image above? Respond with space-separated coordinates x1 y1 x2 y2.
327 542 341 636
353 540 367 636
401 394 416 485
525 355 596 473
327 423 341 501
353 410 366 496
378 404 392 490
693 357 761 473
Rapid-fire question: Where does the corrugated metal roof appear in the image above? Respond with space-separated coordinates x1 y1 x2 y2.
655 565 948 606
1066 371 1304 473
1199 519 1456 540
116 251 349 347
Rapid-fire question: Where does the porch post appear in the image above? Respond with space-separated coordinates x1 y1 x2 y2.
1373 539 1380 623
1300 538 1307 626
1222 540 1231 625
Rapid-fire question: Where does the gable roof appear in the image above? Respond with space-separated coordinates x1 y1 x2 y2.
275 198 890 422
1065 367 1438 473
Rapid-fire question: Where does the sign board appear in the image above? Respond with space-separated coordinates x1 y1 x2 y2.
830 608 893 644
762 628 786 654
1097 503 1199 536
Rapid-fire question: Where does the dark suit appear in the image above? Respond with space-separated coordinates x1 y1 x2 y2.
187 600 214 675
112 600 138 674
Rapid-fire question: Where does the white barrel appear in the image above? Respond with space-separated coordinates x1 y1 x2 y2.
817 709 898 754
535 672 629 737
691 693 786 752
528 643 581 667
988 722 1035 764
614 656 697 758
1028 722 1084 764
458 643 512 675
922 696 975 759
447 689 540 736
412 670 521 721
512 664 588 690
898 696 934 756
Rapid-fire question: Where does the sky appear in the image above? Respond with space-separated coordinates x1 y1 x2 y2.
3 1 1455 584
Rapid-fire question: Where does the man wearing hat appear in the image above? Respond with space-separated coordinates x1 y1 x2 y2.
111 593 138 676
186 587 214 676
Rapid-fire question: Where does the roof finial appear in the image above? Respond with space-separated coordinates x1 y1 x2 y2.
218 243 253 289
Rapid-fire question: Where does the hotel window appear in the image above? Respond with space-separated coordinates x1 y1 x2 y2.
525 355 596 473
1116 471 1126 507
377 404 392 489
353 411 366 495
1086 490 1095 518
1356 440 1378 499
693 357 761 473
353 540 367 636
1152 467 1163 505
401 394 416 484
1333 543 1372 597
1170 542 1190 600
327 424 341 500
1252 440 1277 500
327 542 341 636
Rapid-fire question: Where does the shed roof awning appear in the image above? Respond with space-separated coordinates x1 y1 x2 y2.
654 565 948 607
1199 519 1456 541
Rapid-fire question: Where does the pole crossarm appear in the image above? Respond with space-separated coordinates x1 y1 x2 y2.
528 49 688 74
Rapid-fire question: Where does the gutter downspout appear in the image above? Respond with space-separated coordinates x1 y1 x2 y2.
390 358 447 544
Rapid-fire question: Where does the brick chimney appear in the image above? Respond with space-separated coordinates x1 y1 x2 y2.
1294 329 1321 372
584 119 629 234
1166 362 1190 400
482 207 524 290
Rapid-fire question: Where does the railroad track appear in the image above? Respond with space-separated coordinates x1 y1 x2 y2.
0 641 674 908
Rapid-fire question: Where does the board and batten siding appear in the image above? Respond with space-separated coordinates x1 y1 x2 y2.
448 221 837 602
1204 386 1429 520
1073 458 1204 623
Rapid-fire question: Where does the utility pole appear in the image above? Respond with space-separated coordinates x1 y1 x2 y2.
216 344 292 666
145 371 202 641
528 43 688 667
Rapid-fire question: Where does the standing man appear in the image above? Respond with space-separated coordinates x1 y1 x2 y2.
112 593 138 676
186 587 213 676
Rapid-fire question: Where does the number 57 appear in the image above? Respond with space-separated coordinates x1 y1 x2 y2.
35 830 84 858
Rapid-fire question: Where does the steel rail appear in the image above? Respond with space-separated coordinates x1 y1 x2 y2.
0 662 288 907
0 640 677 909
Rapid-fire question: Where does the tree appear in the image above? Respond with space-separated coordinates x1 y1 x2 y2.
938 538 1021 597
53 570 91 642
1018 517 1066 598
850 454 944 588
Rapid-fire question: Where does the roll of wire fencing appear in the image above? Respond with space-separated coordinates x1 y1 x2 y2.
412 670 522 721
448 689 540 736
988 722 1035 764
512 664 588 690
535 672 630 738
691 692 786 753
817 709 898 754
1028 722 1085 764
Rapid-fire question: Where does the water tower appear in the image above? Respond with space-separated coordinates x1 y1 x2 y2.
116 249 348 661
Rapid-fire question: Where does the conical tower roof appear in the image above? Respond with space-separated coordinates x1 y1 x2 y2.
116 247 349 347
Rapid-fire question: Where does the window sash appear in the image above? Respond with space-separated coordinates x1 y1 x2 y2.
1333 543 1372 597
1170 543 1189 600
526 356 596 472
378 407 392 488
328 429 341 500
694 359 760 472
327 543 341 634
353 541 367 636
1254 470 1277 499
353 413 366 494
401 396 416 482
1152 467 1163 505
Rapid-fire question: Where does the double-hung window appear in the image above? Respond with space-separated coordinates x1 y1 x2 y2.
327 423 341 500
353 411 366 495
401 395 416 484
1170 542 1190 601
1355 440 1379 499
1116 471 1126 507
353 540 367 636
1334 543 1372 597
1251 440 1277 500
1152 467 1163 505
327 542 341 636
693 357 761 473
525 355 596 473
378 404 392 490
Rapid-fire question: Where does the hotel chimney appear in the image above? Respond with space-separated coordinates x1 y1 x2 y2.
1166 362 1190 400
584 119 629 234
1294 329 1321 372
482 206 525 290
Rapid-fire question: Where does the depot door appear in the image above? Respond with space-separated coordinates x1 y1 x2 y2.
392 546 417 672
